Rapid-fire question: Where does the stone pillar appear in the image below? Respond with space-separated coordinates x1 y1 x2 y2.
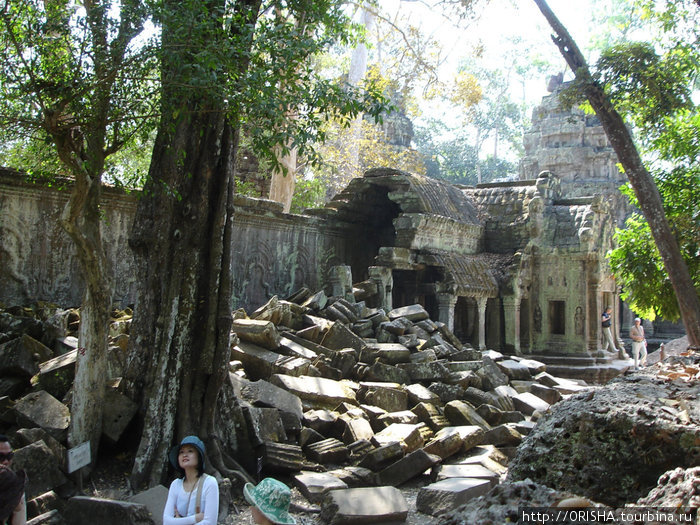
368 266 393 311
477 297 488 351
329 265 354 302
502 295 521 355
587 283 601 354
437 293 458 333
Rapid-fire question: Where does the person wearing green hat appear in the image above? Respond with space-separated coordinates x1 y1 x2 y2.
244 478 296 524
163 436 219 525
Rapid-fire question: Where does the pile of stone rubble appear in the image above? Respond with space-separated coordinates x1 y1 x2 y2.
226 286 590 523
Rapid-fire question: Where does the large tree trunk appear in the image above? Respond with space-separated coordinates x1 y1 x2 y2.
533 0 700 348
124 0 262 489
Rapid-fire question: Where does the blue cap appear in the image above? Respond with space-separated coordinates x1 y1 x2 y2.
169 435 206 471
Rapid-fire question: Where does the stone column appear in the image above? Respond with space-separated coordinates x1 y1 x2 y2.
502 295 521 355
587 283 601 354
329 265 354 302
477 297 488 350
437 293 458 333
368 266 393 311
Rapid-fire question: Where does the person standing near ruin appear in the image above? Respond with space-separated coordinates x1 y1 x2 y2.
244 477 296 525
0 435 26 525
630 317 647 369
601 306 618 355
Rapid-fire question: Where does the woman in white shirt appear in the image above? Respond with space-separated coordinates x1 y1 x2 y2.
163 436 219 525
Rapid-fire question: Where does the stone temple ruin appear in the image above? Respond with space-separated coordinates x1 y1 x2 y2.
1 84 631 379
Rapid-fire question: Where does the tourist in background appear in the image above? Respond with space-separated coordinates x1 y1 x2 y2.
630 317 647 370
601 306 618 355
163 436 218 525
0 435 25 525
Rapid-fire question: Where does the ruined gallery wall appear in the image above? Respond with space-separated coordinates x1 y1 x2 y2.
0 171 351 312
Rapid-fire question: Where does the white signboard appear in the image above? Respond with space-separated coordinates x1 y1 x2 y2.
67 441 91 473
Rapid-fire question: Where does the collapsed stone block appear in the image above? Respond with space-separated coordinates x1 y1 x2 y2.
129 485 169 525
375 449 440 487
432 426 485 453
372 423 424 453
0 335 44 378
357 441 404 472
38 350 77 399
102 387 138 444
13 441 68 500
444 400 491 431
294 471 348 503
496 359 532 380
431 463 500 487
412 402 449 432
14 391 70 442
65 496 154 525
422 429 464 460
388 304 429 322
357 384 406 413
405 383 442 406
319 486 408 525
482 424 524 447
271 374 356 409
232 342 311 380
416 478 492 517
231 319 281 349
304 437 350 464
512 392 551 416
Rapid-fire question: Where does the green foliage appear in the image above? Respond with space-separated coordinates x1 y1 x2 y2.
289 175 326 213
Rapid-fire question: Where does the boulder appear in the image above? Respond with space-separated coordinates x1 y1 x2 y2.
508 377 700 507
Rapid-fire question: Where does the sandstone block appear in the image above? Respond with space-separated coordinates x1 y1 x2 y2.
102 387 138 443
376 410 418 430
372 423 424 453
360 343 411 365
65 496 154 525
320 486 408 524
398 361 451 382
477 357 509 390
13 442 68 500
357 385 406 413
341 417 374 445
512 392 551 416
388 304 429 322
326 466 374 488
129 485 169 525
519 358 547 374
412 402 449 432
304 437 349 464
496 359 532 380
432 463 500 486
416 478 492 517
232 342 311 379
423 430 463 460
303 409 338 435
279 336 317 360
405 383 442 406
433 426 484 453
240 377 303 420
38 350 76 399
14 391 70 442
362 361 410 384
0 335 43 378
231 319 281 349
357 441 404 471
294 471 348 503
482 424 524 446
530 383 562 405
444 400 491 431
271 374 356 408
375 449 440 487
321 322 366 353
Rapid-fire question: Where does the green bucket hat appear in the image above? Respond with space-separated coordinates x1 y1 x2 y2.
244 478 296 525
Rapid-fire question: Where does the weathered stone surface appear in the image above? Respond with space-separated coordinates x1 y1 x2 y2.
405 383 442 406
13 441 68 500
244 405 287 446
102 387 138 443
319 486 408 525
412 402 449 432
293 471 348 503
512 392 550 416
361 343 411 365
270 374 356 408
518 358 547 374
475 404 504 426
438 479 585 525
416 478 492 517
65 496 154 525
372 423 424 453
530 383 562 405
0 335 43 377
326 466 375 488
129 485 168 525
232 342 311 379
444 400 491 431
37 350 76 399
422 430 464 460
252 296 305 330
359 361 410 384
636 467 700 508
398 361 451 382
304 437 349 464
14 391 70 442
445 370 481 389
238 377 303 420
340 417 374 445
15 428 67 471
496 359 532 380
482 424 523 447
357 384 407 413
279 336 317 360
373 409 418 431
432 426 484 453
477 357 509 390
432 464 500 486
388 304 429 322
376 449 440 487
320 322 366 353
259 441 307 472
231 318 281 349
508 377 700 507
303 409 338 435
357 441 404 472
428 382 465 404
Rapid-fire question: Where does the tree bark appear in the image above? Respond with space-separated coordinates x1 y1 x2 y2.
124 0 262 489
533 0 700 347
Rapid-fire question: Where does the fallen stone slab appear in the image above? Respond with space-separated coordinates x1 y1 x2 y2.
360 343 411 365
340 416 374 445
431 463 500 487
357 384 407 413
231 318 281 349
65 496 154 525
129 485 169 525
232 342 311 379
239 377 304 420
326 466 375 488
518 358 547 374
432 426 484 453
13 442 68 500
357 441 404 471
14 391 70 442
496 359 532 380
38 349 77 399
444 400 491 431
259 441 308 472
422 430 464 460
360 361 410 384
319 486 408 524
279 336 318 360
244 405 287 447
530 383 562 405
376 410 418 430
26 490 64 520
412 402 450 432
388 304 429 322
416 478 492 517
304 437 350 464
398 361 451 382
271 374 356 408
0 335 44 378
477 357 509 390
405 384 442 406
375 449 440 487
102 387 138 443
372 423 424 453
481 424 524 447
294 471 348 503
15 428 67 471
320 322 366 353
512 392 550 416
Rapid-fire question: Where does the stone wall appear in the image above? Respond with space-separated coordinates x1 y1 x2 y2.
0 170 353 313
